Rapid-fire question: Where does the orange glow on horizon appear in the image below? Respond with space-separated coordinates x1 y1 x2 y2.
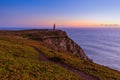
11 19 120 28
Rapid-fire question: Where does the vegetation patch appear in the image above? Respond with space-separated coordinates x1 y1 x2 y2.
0 37 83 80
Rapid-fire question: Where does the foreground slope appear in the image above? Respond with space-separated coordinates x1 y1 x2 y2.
0 37 83 80
0 29 120 80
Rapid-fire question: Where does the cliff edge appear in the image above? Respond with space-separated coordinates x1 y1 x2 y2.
0 29 91 61
21 29 91 61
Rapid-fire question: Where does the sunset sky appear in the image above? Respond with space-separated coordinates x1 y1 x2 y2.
0 0 120 28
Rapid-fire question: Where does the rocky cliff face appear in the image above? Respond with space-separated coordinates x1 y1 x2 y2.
43 36 90 61
25 30 91 61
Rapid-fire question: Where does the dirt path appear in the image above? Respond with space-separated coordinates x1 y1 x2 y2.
33 47 99 80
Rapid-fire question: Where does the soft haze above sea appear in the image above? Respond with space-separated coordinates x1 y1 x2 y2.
62 28 120 71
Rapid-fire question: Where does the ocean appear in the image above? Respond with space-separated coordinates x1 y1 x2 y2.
62 28 120 71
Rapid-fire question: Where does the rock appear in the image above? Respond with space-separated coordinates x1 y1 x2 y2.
41 31 91 61
27 30 91 61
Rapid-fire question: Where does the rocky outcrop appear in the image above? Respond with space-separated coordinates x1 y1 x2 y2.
25 30 91 61
43 36 90 61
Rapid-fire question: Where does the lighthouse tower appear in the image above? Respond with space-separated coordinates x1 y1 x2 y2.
53 24 55 31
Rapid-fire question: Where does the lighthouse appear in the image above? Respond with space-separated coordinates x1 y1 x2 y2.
53 24 55 31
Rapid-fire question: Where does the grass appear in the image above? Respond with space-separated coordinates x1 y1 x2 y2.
0 34 120 80
0 37 83 80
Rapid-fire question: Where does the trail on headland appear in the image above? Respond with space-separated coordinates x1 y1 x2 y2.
33 47 99 80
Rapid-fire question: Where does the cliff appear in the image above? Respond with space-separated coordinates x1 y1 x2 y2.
20 29 91 61
39 31 90 61
0 29 90 61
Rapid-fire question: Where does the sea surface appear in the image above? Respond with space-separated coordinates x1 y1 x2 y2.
62 28 120 71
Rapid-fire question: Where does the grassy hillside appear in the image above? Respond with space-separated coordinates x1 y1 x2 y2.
0 37 83 80
0 32 120 80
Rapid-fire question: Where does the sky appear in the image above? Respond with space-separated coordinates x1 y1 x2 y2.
0 0 120 28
